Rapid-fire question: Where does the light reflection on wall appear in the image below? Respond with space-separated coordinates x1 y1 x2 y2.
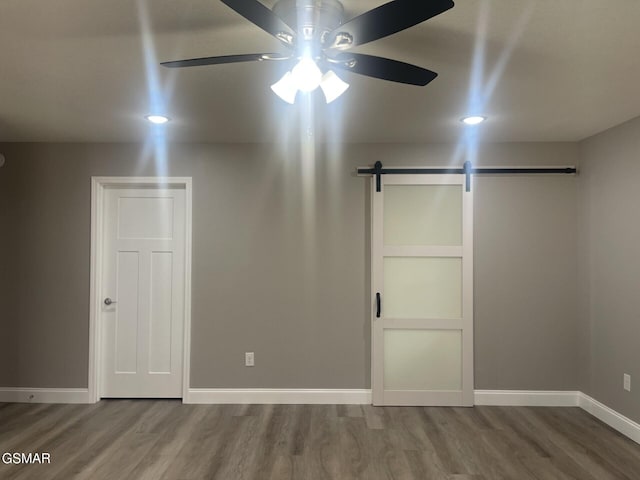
269 89 349 311
136 0 176 177
458 1 533 167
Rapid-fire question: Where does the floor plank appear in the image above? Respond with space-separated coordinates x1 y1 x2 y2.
0 401 639 480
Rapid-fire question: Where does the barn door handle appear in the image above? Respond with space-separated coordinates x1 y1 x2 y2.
376 293 381 318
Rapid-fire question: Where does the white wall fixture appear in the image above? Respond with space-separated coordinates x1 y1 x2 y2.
245 352 255 367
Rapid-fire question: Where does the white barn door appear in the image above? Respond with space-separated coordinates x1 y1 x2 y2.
372 174 474 406
100 186 186 398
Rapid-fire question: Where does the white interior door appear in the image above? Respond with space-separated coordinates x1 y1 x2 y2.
372 174 474 406
100 186 186 398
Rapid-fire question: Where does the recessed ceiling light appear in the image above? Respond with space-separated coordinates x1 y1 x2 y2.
461 115 487 126
145 115 170 125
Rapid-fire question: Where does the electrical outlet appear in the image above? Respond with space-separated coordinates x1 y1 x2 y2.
624 374 631 392
245 352 255 367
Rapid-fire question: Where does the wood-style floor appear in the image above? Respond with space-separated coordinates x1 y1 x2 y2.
1 401 640 480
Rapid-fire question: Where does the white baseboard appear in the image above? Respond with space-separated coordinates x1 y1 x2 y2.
578 392 640 445
185 389 579 407
0 388 91 404
475 390 639 445
2 387 637 446
474 390 580 407
185 388 372 405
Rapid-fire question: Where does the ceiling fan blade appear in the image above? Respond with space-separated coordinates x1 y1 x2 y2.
161 53 289 68
330 53 438 86
326 0 454 49
221 0 295 45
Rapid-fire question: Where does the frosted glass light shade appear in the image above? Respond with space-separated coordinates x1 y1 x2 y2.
320 70 349 103
291 58 322 92
271 72 298 104
272 64 349 104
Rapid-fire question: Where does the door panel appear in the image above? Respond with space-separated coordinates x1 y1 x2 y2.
372 174 473 406
115 251 140 373
148 251 174 373
384 329 462 391
384 184 463 246
383 257 462 319
118 196 174 239
101 187 185 398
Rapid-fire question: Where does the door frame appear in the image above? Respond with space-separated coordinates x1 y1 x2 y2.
88 177 193 403
371 174 474 406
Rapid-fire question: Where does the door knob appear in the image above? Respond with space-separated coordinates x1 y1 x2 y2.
104 297 118 306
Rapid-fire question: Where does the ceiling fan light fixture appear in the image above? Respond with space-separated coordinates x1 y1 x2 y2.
290 57 323 93
461 115 487 126
320 70 349 103
145 114 170 125
165 0 455 110
271 71 298 104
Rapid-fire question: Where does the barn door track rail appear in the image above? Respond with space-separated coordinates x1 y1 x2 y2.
358 161 577 192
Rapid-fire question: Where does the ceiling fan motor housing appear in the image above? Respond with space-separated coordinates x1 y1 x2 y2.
273 0 345 45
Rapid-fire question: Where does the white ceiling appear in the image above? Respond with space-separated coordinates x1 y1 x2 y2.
1 0 639 143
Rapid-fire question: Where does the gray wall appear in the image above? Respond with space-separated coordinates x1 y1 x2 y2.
580 116 640 422
0 153 17 385
0 142 581 391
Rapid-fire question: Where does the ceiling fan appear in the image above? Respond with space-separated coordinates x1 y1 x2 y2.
161 0 455 104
